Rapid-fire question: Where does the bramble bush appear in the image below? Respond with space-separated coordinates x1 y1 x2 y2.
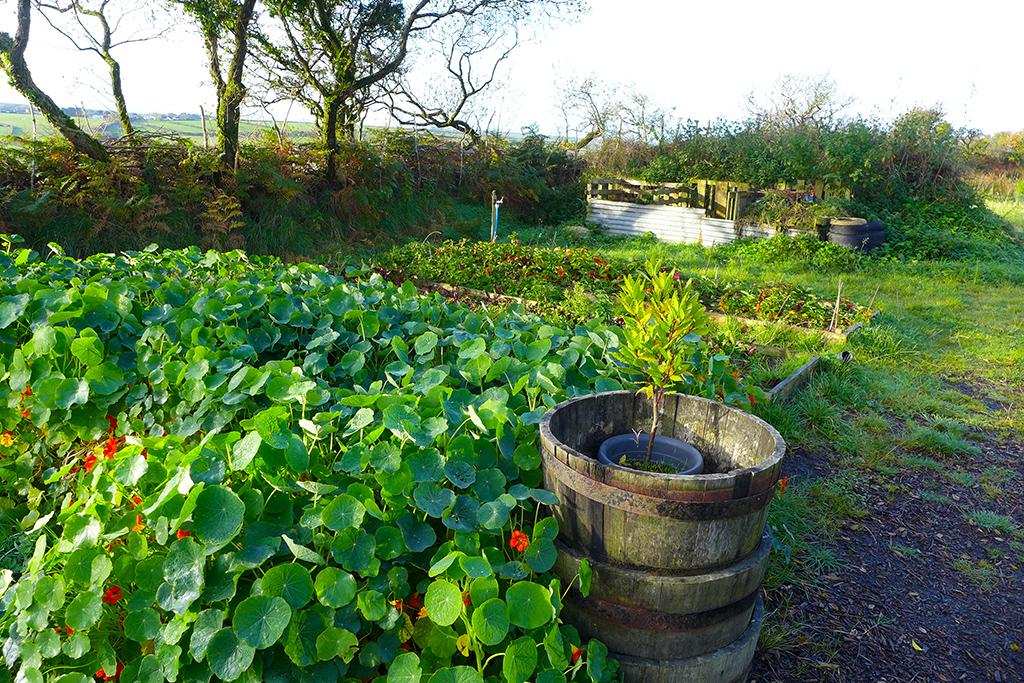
0 245 633 682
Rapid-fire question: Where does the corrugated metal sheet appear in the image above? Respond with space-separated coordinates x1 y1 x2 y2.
587 199 796 246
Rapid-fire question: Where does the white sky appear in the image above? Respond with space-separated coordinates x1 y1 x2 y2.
2 0 1022 134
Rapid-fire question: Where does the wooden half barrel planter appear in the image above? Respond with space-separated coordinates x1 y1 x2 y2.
540 391 785 682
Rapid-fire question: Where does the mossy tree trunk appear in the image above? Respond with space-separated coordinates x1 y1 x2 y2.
200 0 256 169
0 0 109 161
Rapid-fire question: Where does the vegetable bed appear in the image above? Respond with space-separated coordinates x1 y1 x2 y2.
0 247 757 682
378 239 873 331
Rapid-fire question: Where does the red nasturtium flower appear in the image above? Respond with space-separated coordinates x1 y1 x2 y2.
83 454 98 473
777 475 788 496
407 593 422 610
0 432 14 447
129 495 143 509
103 436 120 459
20 409 30 420
95 661 124 681
22 386 31 397
106 415 117 433
462 591 471 607
176 529 190 540
509 530 529 553
101 586 122 605
572 645 584 663
748 394 756 407
132 515 145 533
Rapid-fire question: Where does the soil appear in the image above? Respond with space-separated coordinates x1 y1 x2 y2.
750 436 1024 682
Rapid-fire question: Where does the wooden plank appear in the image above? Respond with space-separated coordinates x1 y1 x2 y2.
766 356 820 403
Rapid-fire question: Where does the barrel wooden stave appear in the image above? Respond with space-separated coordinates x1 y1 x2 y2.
554 533 771 614
542 440 772 571
540 392 782 681
614 596 765 683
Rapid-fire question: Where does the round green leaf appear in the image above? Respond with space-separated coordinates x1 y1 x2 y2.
124 608 161 642
65 592 102 631
470 598 509 646
505 581 553 630
70 335 104 366
502 636 538 683
428 667 483 683
261 563 314 609
424 579 463 627
315 626 359 662
232 595 292 649
469 576 498 606
314 567 357 608
206 628 255 682
63 547 111 588
356 589 387 621
322 494 366 531
193 486 245 547
388 652 422 683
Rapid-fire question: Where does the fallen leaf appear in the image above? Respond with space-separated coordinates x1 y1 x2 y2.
911 640 924 652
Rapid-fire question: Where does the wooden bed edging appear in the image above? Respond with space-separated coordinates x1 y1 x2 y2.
765 356 820 403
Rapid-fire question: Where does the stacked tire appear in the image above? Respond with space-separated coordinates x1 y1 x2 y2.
828 217 886 251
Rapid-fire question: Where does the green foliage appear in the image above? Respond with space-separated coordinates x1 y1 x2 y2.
379 238 873 330
739 191 848 233
0 246 620 682
0 132 586 258
613 261 716 461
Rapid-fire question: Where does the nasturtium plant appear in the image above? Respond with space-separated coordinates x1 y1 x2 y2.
0 247 620 682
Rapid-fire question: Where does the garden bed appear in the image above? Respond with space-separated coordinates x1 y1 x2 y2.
399 276 822 405
0 246 787 682
378 239 875 332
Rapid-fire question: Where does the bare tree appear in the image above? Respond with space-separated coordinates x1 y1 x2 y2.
0 0 109 160
746 73 853 131
620 90 678 146
36 0 169 138
385 17 518 145
252 0 579 181
555 75 620 151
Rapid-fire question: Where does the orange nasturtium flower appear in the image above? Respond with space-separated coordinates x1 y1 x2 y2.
777 475 789 496
176 529 190 540
509 530 530 553
131 515 145 533
103 436 120 459
572 645 585 663
83 454 98 473
0 432 14 447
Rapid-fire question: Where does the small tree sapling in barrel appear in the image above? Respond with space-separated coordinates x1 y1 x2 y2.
600 260 711 473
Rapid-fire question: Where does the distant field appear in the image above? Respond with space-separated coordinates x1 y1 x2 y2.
0 112 318 142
